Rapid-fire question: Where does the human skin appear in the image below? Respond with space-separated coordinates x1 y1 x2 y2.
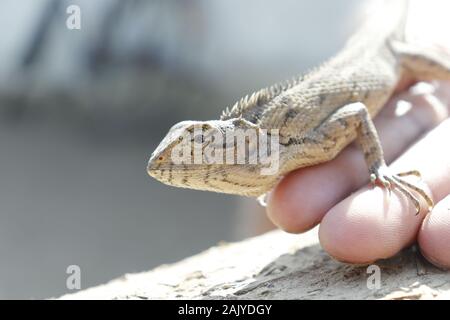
266 80 450 268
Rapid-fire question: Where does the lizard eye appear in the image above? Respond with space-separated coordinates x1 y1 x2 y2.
158 156 164 161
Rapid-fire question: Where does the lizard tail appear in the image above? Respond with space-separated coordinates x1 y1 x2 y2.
346 0 411 48
392 0 411 43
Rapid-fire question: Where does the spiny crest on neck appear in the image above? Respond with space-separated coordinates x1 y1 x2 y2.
220 74 306 121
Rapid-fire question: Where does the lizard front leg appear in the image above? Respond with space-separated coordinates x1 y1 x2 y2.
316 102 434 214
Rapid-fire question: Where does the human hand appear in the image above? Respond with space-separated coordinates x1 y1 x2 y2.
266 81 450 268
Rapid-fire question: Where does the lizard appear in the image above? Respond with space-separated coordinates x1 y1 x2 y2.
147 0 450 215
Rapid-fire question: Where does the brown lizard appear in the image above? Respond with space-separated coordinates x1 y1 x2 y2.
147 0 450 214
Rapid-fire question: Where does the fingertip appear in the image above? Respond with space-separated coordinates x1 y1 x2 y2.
319 187 422 264
319 190 385 264
418 195 450 269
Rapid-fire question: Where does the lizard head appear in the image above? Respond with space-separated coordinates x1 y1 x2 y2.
147 118 282 196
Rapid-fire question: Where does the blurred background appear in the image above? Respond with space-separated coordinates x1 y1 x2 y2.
0 0 361 299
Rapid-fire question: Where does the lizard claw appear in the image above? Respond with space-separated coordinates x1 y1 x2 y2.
371 172 391 189
369 166 434 215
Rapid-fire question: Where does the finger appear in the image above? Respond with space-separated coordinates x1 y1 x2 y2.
267 81 450 233
319 118 450 264
433 80 450 105
418 195 450 269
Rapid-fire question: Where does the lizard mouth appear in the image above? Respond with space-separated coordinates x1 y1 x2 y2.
146 161 208 181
